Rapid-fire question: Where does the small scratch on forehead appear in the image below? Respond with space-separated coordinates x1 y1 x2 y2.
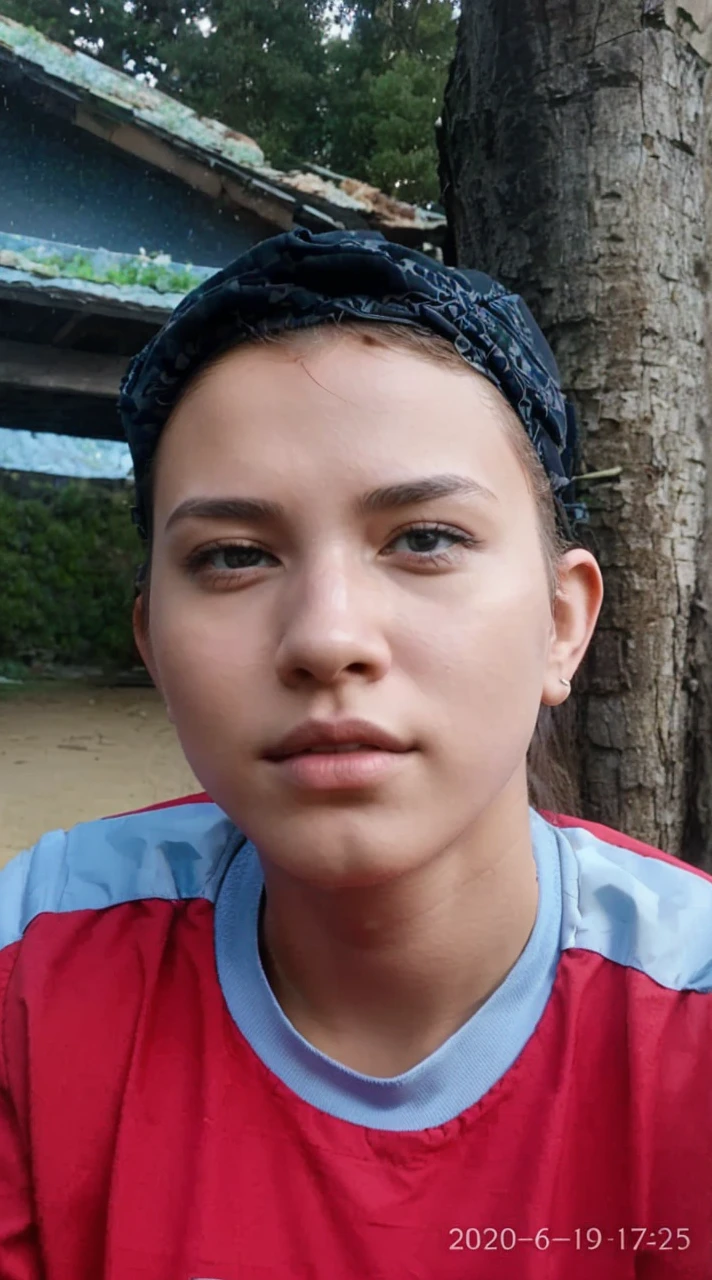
296 356 354 406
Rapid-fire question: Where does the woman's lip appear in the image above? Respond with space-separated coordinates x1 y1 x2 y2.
265 717 409 759
267 747 414 791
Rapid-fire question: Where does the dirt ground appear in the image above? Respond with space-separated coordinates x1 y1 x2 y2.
0 682 200 866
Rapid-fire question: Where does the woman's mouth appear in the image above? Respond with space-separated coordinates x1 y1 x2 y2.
268 746 413 790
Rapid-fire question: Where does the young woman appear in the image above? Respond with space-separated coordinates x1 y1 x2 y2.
1 229 710 1280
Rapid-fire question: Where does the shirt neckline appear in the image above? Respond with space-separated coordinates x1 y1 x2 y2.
214 807 563 1131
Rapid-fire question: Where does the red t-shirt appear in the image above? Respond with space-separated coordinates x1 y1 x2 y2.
1 794 711 1279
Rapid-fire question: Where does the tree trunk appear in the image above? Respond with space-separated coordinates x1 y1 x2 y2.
439 0 712 866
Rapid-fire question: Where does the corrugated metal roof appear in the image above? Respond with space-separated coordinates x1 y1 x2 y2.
0 14 446 238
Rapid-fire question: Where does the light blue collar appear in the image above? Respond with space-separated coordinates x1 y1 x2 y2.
215 808 563 1131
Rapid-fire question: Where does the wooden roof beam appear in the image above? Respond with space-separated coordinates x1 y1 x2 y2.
0 338 128 397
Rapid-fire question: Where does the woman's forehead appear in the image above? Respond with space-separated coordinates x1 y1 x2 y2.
176 331 472 409
154 342 533 531
168 335 513 449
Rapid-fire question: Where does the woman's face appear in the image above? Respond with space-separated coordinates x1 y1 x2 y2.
135 334 600 885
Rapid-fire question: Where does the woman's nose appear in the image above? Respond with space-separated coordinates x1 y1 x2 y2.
273 560 392 688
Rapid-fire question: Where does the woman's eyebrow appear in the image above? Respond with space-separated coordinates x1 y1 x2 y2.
164 474 498 533
360 474 498 513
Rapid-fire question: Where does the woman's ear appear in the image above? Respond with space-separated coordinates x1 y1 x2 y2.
132 593 152 675
132 594 173 721
541 548 604 706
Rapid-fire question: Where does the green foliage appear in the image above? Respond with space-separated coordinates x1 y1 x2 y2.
0 658 31 681
18 247 202 293
159 0 331 169
0 477 140 668
103 260 200 292
362 50 450 204
1 0 458 202
325 1 457 203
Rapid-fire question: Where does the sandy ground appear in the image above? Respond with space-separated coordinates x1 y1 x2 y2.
0 683 200 866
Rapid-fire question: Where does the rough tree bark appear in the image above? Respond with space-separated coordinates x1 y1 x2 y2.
439 0 712 866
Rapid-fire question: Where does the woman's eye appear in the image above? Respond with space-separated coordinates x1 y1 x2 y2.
186 543 275 577
389 526 469 559
185 523 477 585
210 545 270 571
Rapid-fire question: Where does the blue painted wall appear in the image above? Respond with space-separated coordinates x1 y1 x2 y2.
0 89 281 471
0 92 275 265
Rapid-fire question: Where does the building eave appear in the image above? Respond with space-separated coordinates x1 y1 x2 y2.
0 15 446 246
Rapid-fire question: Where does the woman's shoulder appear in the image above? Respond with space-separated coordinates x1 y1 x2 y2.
542 809 712 995
0 794 243 956
543 808 712 882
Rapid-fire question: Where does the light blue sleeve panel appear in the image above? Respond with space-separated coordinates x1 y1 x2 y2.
0 845 37 950
559 822 712 993
0 802 243 951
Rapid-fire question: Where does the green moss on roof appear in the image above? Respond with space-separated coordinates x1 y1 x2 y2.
0 233 216 299
0 246 203 294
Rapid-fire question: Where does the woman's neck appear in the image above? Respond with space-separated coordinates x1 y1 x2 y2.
259 786 539 1078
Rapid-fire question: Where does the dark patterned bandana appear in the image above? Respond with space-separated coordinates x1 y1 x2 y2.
119 227 588 542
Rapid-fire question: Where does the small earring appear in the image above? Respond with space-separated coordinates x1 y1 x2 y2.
559 677 571 689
